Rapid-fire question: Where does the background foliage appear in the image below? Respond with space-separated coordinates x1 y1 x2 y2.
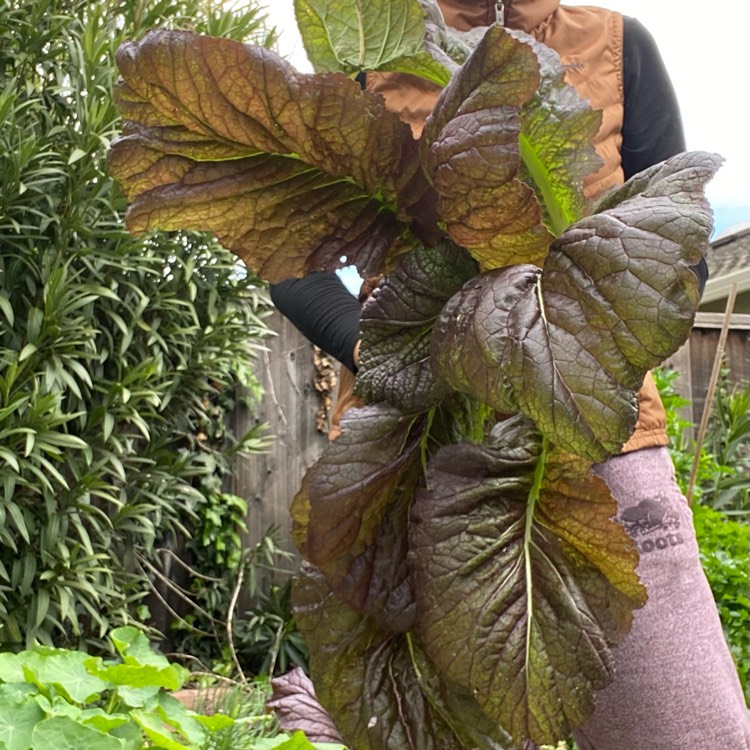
0 0 276 651
654 365 750 700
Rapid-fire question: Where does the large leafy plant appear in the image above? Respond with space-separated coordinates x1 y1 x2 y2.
108 0 720 746
0 626 343 750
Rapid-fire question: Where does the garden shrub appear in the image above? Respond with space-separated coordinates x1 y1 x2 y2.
0 626 342 750
692 503 749 701
0 0 275 650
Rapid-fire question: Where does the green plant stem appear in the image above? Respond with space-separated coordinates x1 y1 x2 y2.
520 134 573 235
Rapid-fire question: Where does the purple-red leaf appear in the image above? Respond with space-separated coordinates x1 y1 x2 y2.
110 30 430 281
267 667 344 745
356 241 478 414
433 151 721 459
292 564 513 750
410 415 645 746
421 26 552 268
291 405 424 632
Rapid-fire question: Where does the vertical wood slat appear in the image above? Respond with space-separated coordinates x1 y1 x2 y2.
663 313 750 427
229 310 329 558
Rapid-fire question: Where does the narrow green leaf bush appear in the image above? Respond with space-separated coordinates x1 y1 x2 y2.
0 0 274 650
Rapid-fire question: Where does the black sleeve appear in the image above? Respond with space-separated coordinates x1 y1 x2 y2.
622 16 708 296
621 16 685 179
269 272 361 372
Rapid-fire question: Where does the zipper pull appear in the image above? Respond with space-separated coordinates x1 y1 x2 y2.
495 1 505 25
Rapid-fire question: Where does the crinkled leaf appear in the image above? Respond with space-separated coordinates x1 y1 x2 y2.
515 32 603 234
356 240 477 413
295 0 451 85
410 415 645 746
433 151 721 459
292 565 509 750
422 25 553 268
268 667 344 744
418 0 471 69
291 404 423 631
110 30 429 281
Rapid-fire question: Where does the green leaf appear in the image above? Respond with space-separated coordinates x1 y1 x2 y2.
130 710 190 750
156 694 206 746
19 648 109 704
0 294 13 326
30 716 124 750
109 626 170 668
67 148 87 165
0 699 45 750
0 654 24 685
254 731 346 750
294 0 450 84
89 664 183 692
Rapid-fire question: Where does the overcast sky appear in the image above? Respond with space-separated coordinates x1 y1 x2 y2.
262 1 749 235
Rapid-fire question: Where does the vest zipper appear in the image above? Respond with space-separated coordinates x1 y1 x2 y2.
495 1 506 25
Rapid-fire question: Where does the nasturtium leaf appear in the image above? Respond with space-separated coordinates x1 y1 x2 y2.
130 710 191 750
292 565 508 750
0 654 23 683
295 0 451 85
89 663 183 692
30 716 124 750
356 240 478 413
291 404 424 631
157 693 207 746
433 150 721 459
19 648 108 704
254 731 346 750
78 709 131 733
410 415 645 746
110 30 429 282
515 32 603 234
0 699 44 750
109 626 169 668
421 25 553 268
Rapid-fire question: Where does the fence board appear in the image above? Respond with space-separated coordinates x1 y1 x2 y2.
229 310 329 558
664 313 750 426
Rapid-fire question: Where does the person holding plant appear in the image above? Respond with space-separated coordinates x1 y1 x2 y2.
270 1 750 748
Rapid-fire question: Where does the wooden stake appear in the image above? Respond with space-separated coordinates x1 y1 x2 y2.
686 284 738 504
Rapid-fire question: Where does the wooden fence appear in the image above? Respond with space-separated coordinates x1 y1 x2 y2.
664 312 750 433
227 310 330 557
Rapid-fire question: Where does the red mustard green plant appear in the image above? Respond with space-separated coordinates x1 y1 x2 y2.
108 1 721 746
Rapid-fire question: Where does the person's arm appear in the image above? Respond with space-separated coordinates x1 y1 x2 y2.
622 17 708 293
269 272 361 373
